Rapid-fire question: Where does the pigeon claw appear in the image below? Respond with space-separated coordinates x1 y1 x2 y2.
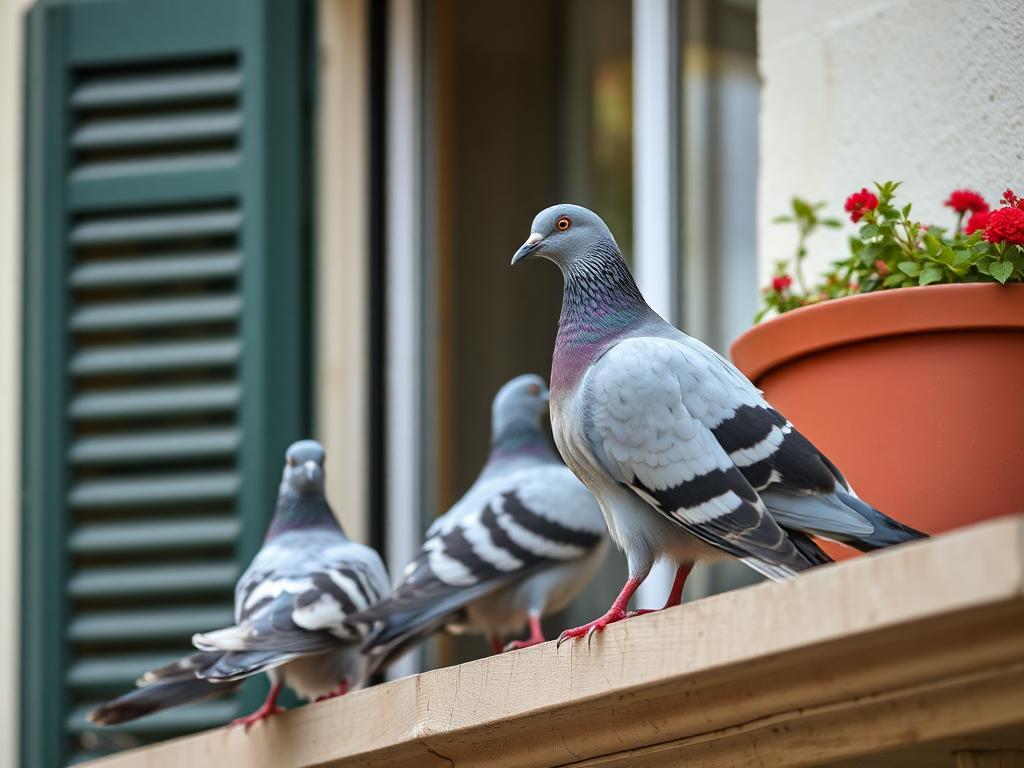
229 704 285 732
314 680 350 703
503 637 544 652
556 606 632 649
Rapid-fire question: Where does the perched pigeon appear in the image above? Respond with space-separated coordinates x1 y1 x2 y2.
512 204 927 643
356 374 607 668
88 440 390 730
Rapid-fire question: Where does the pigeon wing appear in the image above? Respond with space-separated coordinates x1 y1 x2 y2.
356 479 602 662
583 335 822 579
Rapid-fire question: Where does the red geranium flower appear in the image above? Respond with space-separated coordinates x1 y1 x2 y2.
944 188 988 214
874 259 889 276
964 210 990 235
1001 189 1023 209
984 206 1024 246
772 275 792 292
844 188 879 223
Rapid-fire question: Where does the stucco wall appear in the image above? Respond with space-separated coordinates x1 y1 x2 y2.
758 0 1024 282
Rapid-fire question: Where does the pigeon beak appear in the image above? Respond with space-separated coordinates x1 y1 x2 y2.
511 232 544 266
304 461 318 483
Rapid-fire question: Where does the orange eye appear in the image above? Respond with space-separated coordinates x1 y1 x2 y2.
287 456 296 467
527 383 541 396
555 216 571 232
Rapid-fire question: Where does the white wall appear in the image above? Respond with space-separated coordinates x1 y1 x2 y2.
0 1 28 764
758 0 1024 282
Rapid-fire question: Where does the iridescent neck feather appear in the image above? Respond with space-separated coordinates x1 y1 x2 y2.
552 238 653 392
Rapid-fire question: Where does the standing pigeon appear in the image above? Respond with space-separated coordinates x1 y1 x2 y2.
88 440 390 730
355 374 607 668
512 204 927 644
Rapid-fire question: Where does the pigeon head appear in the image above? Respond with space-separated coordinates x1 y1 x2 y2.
281 439 326 497
511 204 617 269
490 374 550 449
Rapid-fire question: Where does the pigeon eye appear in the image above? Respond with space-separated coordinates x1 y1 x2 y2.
555 216 572 232
527 383 541 396
286 457 296 467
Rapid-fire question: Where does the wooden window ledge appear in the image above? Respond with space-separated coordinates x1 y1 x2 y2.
84 516 1024 768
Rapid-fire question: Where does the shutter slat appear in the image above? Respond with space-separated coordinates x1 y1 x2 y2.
71 338 240 375
69 162 241 210
70 294 241 332
70 427 240 464
70 383 240 420
72 110 241 149
68 653 182 689
69 472 240 509
71 151 240 183
69 606 235 644
70 252 241 288
70 517 240 554
69 562 238 598
71 68 241 109
70 208 242 245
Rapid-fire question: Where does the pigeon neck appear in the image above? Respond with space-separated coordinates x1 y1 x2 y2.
553 240 652 392
488 418 558 464
265 491 344 541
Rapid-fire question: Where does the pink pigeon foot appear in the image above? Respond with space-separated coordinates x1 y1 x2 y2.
230 681 285 731
315 680 350 703
556 577 645 648
504 613 546 651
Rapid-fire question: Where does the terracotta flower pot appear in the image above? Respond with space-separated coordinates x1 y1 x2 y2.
730 283 1024 558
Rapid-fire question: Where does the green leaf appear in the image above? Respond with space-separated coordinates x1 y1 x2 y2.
897 261 922 277
924 234 942 257
902 203 912 218
772 215 793 224
822 218 842 228
860 223 881 239
859 243 879 266
792 198 813 219
990 261 1013 284
952 249 974 266
883 273 906 288
976 258 993 276
919 266 943 286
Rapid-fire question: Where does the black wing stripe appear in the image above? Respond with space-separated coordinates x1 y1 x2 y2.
297 572 358 616
739 458 774 491
637 466 759 513
712 404 785 454
502 491 603 548
337 566 374 607
480 502 546 566
442 523 502 581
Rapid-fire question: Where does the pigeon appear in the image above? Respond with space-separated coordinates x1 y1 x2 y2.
88 440 391 730
511 204 927 644
355 374 607 668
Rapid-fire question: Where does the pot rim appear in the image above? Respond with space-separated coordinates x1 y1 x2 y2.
730 282 1024 382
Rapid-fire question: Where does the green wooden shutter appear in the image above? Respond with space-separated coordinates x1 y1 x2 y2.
21 1 312 764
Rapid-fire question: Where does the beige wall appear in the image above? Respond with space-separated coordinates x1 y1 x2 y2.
758 0 1024 281
316 0 371 545
0 0 27 764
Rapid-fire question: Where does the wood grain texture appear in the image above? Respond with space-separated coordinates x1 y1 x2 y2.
82 516 1024 768
955 751 1024 768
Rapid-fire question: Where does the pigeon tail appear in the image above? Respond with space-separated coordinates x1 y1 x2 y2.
87 677 240 726
835 491 929 551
